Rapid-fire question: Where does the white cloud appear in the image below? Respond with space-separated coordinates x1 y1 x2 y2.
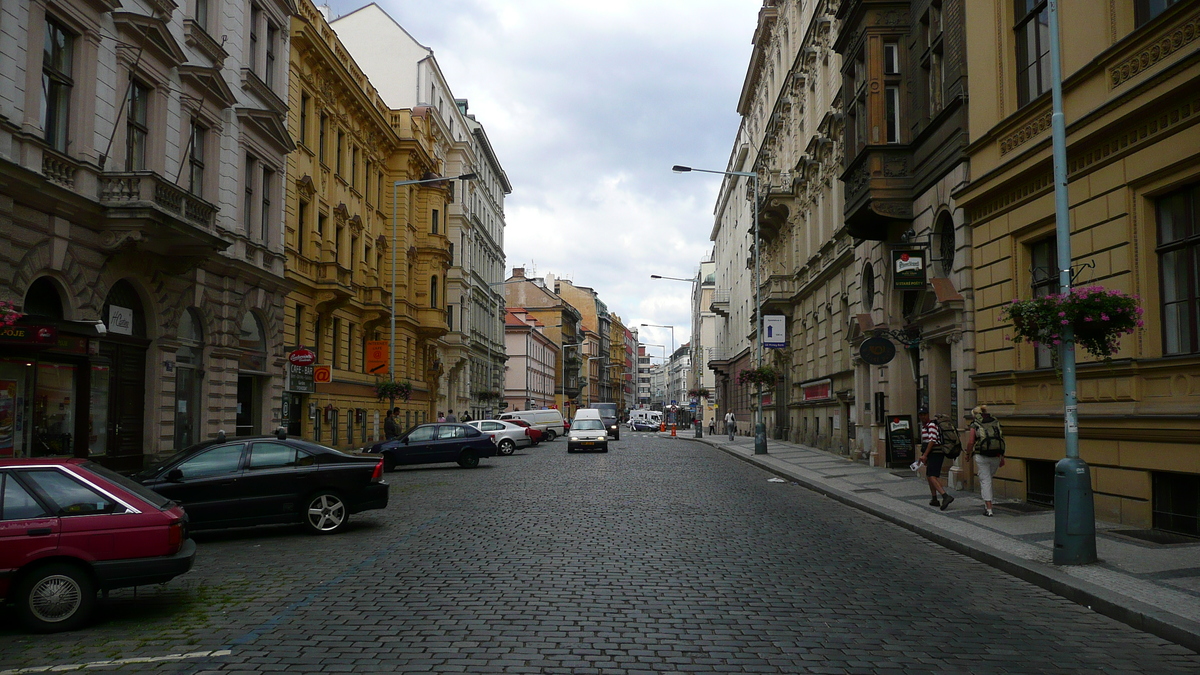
330 0 759 340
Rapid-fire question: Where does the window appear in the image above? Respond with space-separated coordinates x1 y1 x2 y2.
937 215 955 277
22 470 118 515
333 318 342 369
297 200 308 255
1157 184 1200 355
317 213 326 244
249 442 311 469
407 426 436 442
126 79 151 171
42 18 74 153
1137 0 1182 26
318 114 327 163
1015 0 1050 107
293 304 304 348
195 0 209 32
188 120 206 196
862 263 875 310
351 147 358 188
350 234 358 275
432 209 440 235
265 23 277 87
261 166 273 242
922 4 944 118
249 4 260 72
336 130 344 176
244 155 257 234
1 473 49 520
430 276 439 308
1030 237 1060 368
178 444 244 479
883 43 899 75
886 86 901 144
299 93 309 147
851 50 868 151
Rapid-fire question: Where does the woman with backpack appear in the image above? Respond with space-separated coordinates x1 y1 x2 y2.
965 404 1005 517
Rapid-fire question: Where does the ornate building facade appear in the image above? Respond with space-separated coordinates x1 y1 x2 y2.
0 0 294 469
956 0 1200 531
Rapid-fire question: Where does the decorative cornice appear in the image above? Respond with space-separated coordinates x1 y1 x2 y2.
1110 8 1200 88
999 110 1051 155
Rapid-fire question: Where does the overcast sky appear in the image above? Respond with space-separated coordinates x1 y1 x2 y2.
326 1 761 358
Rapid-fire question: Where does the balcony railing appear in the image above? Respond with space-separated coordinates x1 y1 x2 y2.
99 172 217 229
710 289 730 317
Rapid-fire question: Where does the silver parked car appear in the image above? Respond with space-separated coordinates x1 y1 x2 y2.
466 420 533 456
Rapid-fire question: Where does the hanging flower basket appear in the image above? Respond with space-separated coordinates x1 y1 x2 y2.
473 390 502 402
0 301 22 327
1002 285 1143 361
375 379 412 403
687 387 711 399
737 365 780 388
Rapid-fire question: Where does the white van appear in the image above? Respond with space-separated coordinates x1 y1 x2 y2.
499 409 566 440
628 410 662 428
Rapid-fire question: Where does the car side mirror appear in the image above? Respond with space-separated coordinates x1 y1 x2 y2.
402 437 410 445
166 468 184 482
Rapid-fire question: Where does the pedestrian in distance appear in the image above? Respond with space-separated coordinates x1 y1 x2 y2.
383 409 400 440
446 410 458 423
965 405 1006 517
437 411 446 423
918 407 953 510
460 411 472 423
709 417 716 436
725 411 736 440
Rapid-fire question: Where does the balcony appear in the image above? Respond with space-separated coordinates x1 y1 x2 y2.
761 275 796 313
709 289 730 317
98 171 229 256
413 307 448 338
841 146 914 241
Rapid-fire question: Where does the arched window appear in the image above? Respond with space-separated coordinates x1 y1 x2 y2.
178 309 204 365
239 311 266 353
24 277 65 319
862 263 875 311
430 275 439 308
103 279 147 337
936 213 956 277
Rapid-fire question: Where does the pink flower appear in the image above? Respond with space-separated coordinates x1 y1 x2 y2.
1136 320 1144 327
1052 339 1062 345
1084 316 1094 322
1101 314 1110 321
1061 320 1070 325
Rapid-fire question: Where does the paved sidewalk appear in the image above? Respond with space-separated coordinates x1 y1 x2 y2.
655 429 1200 654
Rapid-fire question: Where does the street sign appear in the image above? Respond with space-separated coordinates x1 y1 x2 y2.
313 365 332 384
365 340 389 375
764 314 786 348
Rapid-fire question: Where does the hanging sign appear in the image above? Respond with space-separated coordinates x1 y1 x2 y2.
287 348 316 393
763 315 787 348
859 337 896 365
892 250 927 289
108 305 134 335
313 365 332 384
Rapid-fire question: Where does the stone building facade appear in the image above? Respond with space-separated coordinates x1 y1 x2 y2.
0 0 293 469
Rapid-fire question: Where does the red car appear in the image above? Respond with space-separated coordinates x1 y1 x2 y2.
504 419 544 445
0 458 196 632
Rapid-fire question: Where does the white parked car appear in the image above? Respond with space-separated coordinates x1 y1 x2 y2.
466 420 533 456
498 409 566 440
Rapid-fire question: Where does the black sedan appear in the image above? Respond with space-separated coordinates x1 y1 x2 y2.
133 432 388 535
365 423 496 471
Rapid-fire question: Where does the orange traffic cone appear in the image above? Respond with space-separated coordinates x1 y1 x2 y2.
670 424 677 437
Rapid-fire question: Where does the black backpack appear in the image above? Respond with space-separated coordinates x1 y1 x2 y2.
936 417 962 459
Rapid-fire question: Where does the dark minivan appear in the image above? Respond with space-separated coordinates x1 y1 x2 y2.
585 402 621 440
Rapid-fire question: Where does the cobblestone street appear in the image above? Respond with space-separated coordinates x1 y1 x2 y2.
2 434 1199 674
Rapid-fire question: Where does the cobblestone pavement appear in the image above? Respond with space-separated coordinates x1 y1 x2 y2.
2 434 1199 674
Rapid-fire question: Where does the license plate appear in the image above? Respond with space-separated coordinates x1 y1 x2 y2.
580 441 594 446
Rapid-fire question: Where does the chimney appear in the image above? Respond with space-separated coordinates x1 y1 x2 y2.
512 267 525 279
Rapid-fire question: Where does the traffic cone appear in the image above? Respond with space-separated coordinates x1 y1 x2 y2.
670 424 676 437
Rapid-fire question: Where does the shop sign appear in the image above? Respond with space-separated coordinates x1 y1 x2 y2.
0 324 57 347
288 348 316 366
313 365 332 384
892 250 927 289
288 364 314 393
801 378 832 401
108 305 134 336
887 415 915 467
763 315 787 348
365 340 389 375
859 337 896 365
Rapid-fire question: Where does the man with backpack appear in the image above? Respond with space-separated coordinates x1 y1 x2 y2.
918 408 955 510
966 404 1005 517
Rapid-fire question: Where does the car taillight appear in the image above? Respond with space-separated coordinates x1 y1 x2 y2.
371 459 384 482
167 520 183 554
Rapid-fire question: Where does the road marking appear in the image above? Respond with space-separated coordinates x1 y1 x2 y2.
0 650 232 675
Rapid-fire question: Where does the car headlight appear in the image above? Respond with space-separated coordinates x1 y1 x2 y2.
570 436 580 441
598 435 607 441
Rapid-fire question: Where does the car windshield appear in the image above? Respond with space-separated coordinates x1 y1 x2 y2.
84 462 174 509
572 419 604 431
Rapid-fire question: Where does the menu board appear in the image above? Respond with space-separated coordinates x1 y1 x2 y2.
887 415 914 467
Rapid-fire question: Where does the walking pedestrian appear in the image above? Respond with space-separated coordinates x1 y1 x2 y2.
966 405 1005 517
918 408 953 510
724 411 736 440
709 417 716 436
437 411 446 423
384 409 400 440
446 409 458 423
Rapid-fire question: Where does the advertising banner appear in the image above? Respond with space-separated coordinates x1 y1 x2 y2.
892 250 927 289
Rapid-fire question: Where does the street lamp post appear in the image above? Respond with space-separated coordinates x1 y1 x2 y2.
390 172 477 386
673 165 766 454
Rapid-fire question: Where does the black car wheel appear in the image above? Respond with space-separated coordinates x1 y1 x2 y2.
304 491 348 534
17 562 95 633
497 439 516 455
544 430 557 441
458 450 480 468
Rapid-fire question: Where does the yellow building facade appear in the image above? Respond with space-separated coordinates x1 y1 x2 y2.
958 0 1200 532
283 0 454 448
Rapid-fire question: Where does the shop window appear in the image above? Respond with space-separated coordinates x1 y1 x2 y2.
1154 471 1200 536
175 309 203 451
32 363 74 457
1156 184 1200 355
23 277 64 319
